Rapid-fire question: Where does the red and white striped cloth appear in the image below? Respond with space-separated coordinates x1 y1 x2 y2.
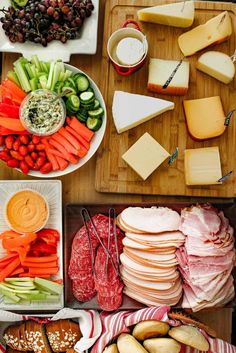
91 306 236 353
0 308 101 353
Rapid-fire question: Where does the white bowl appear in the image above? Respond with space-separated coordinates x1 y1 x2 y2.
20 64 106 178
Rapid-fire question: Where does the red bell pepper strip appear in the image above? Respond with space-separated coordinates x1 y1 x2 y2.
36 229 60 246
0 103 19 119
1 80 27 100
29 241 57 256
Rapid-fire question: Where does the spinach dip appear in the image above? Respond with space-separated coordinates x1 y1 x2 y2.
20 90 65 136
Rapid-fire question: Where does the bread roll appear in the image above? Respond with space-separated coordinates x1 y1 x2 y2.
143 338 181 353
133 321 170 340
4 324 23 351
168 325 209 351
102 343 119 353
46 319 82 353
117 334 149 353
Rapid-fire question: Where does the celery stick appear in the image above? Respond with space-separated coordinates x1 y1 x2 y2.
38 83 42 89
39 75 48 89
41 62 49 74
25 63 34 79
63 70 72 81
30 78 38 91
51 62 64 90
46 62 51 71
46 61 55 90
31 54 42 72
14 59 31 92
30 64 37 78
7 70 20 86
59 72 64 81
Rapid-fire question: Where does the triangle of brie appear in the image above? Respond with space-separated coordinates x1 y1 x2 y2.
112 91 174 133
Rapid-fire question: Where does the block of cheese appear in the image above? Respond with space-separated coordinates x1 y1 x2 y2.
122 132 170 180
148 58 190 95
178 11 232 56
196 51 235 84
185 147 222 185
137 1 195 28
112 91 174 133
183 96 226 140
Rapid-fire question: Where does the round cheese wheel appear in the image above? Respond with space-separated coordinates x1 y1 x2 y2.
116 37 145 66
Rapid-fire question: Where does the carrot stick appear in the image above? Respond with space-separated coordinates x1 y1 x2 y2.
49 139 78 164
0 253 18 264
29 267 59 275
66 126 90 150
0 117 25 132
1 79 27 100
2 233 37 249
0 257 21 281
19 272 51 278
58 127 81 150
0 230 20 239
55 155 69 171
10 266 25 276
23 261 58 268
77 145 88 158
51 132 79 156
11 246 29 263
24 255 58 263
69 116 94 142
48 147 79 164
41 138 60 171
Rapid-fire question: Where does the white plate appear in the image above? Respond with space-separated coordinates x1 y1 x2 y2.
0 180 64 311
2 63 107 178
0 0 99 61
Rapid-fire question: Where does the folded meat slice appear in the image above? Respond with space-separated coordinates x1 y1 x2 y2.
120 207 181 233
122 237 176 253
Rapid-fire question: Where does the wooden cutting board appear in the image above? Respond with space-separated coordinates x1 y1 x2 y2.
95 0 236 197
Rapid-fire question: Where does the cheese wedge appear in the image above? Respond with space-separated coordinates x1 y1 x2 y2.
178 11 232 56
122 132 170 180
137 1 194 28
112 91 174 133
184 147 222 185
148 58 190 95
183 96 226 140
196 51 235 84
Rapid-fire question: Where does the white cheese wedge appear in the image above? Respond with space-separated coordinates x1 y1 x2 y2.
184 147 222 185
122 132 170 180
112 91 174 133
178 11 232 56
137 1 194 28
148 58 190 95
196 51 235 84
116 37 145 66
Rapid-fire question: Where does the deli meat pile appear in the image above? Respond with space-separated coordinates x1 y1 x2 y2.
177 204 236 311
68 214 124 311
118 207 185 306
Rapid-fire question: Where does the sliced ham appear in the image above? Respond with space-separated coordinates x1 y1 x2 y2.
120 207 180 233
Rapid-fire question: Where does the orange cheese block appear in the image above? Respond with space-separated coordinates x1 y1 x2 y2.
183 96 226 140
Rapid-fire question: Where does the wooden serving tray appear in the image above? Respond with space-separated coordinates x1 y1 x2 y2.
64 202 236 310
95 0 236 197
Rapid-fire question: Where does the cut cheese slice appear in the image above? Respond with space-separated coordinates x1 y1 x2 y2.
148 58 190 95
116 38 145 66
178 11 232 56
183 96 226 140
185 147 222 185
196 51 235 84
137 1 195 28
112 91 174 133
122 133 170 180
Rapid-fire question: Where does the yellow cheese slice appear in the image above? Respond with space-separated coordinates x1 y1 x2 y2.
178 11 232 56
137 1 194 28
196 51 235 84
148 58 190 95
183 96 226 140
184 147 222 185
122 132 170 180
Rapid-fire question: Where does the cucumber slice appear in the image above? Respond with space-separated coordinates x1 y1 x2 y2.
88 107 104 119
87 87 94 93
76 114 87 123
76 75 90 92
93 99 100 110
34 277 63 295
81 102 95 110
86 117 102 131
5 277 33 282
66 95 80 113
62 86 77 97
80 91 94 104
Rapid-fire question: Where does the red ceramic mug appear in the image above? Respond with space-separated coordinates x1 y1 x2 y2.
107 20 148 76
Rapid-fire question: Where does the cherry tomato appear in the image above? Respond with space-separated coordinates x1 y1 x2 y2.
24 155 34 168
0 136 4 146
39 151 46 158
10 151 23 161
36 144 45 151
28 143 35 152
19 160 29 174
7 158 19 168
40 162 52 174
5 136 14 150
32 136 41 144
0 151 10 162
19 135 29 145
13 139 21 151
19 145 28 156
31 152 38 160
35 156 46 169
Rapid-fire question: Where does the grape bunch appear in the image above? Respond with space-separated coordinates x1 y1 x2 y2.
0 0 94 46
